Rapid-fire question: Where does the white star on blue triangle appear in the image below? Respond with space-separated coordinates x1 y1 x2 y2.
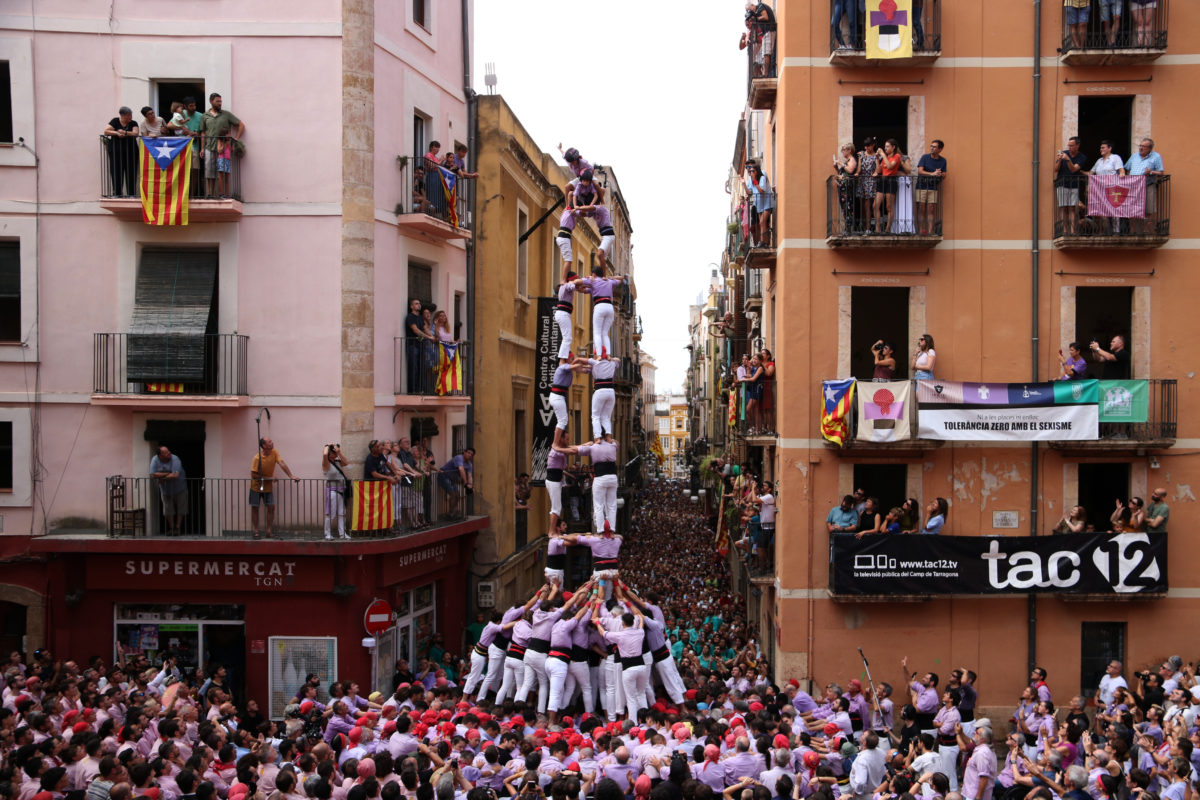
146 137 191 170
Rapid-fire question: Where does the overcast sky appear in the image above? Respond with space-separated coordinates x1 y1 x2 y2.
474 0 747 394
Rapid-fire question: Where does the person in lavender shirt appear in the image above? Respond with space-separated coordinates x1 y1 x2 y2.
958 726 997 800
555 435 620 542
549 358 591 432
545 521 569 587
1030 667 1053 704
554 272 589 360
901 656 941 731
933 689 963 791
581 267 627 360
544 587 592 723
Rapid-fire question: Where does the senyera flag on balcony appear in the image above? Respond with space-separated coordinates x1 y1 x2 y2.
832 531 1166 596
821 379 856 447
350 481 393 531
435 341 463 396
917 379 1099 441
866 0 913 59
138 137 193 226
1087 174 1146 219
857 380 911 442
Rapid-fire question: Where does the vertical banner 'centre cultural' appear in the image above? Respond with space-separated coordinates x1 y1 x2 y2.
531 298 561 487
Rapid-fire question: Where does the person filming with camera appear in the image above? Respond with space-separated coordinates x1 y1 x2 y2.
871 339 896 381
322 443 350 540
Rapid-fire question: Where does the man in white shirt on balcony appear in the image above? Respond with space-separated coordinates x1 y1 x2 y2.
149 446 188 536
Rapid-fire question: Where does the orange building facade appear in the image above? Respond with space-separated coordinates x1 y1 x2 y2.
706 1 1199 704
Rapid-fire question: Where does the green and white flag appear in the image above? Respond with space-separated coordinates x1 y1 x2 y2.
1098 380 1149 423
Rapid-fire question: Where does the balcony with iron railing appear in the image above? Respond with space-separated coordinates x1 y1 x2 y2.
826 175 943 248
1060 0 1168 65
1052 173 1170 249
393 338 472 408
744 267 764 312
73 474 471 540
730 376 777 443
394 154 473 241
742 193 776 270
92 333 249 408
99 135 243 221
744 26 777 109
829 0 941 65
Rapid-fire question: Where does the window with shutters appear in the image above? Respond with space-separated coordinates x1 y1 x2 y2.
0 243 18 343
407 262 433 310
127 249 218 388
267 636 336 720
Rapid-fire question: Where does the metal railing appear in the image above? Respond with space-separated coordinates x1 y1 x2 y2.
395 154 472 231
100 135 242 201
100 474 468 539
826 174 943 238
745 268 763 302
1060 0 1168 52
730 377 777 438
830 0 941 55
93 333 249 396
726 218 746 262
744 17 777 91
393 339 471 397
1052 173 1170 240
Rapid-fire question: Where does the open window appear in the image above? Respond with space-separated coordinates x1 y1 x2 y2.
851 287 909 380
853 97 909 154
1080 622 1124 698
154 80 205 121
127 249 218 391
0 61 12 144
0 242 18 343
852 463 908 524
1077 96 1133 167
1075 287 1132 378
1078 462 1129 532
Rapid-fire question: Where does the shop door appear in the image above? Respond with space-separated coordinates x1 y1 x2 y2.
203 624 246 704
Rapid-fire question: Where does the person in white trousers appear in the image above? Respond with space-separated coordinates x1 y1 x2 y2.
548 359 591 432
516 585 562 714
589 356 618 441
480 591 542 700
545 590 592 723
624 587 687 705
596 588 650 721
553 437 618 536
932 689 963 792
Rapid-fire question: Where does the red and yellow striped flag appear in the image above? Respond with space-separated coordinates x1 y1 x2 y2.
138 137 193 226
350 480 394 531
435 342 463 396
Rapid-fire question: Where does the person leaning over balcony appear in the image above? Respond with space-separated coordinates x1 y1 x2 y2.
921 497 948 535
1057 342 1087 381
1054 505 1087 534
855 497 883 538
199 93 244 199
404 298 434 393
149 446 188 536
250 437 298 540
1054 137 1087 236
833 144 858 235
103 107 140 197
745 163 774 247
826 495 858 535
745 3 776 77
321 444 350 541
1146 488 1169 533
913 333 937 379
1125 138 1165 233
760 348 776 433
438 448 474 518
451 143 479 180
139 106 165 139
742 355 765 434
915 140 947 236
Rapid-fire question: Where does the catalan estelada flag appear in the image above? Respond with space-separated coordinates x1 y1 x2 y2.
350 481 393 531
138 137 193 226
650 433 665 465
435 341 463 396
821 379 857 447
437 166 459 227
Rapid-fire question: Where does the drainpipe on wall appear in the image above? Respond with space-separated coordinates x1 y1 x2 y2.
463 0 478 625
1028 0 1043 675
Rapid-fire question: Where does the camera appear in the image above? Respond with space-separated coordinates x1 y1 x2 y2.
872 342 884 351
327 443 340 451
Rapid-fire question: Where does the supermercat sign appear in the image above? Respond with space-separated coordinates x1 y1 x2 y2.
87 556 334 591
832 532 1167 596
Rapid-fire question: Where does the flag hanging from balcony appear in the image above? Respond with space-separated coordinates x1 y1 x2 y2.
917 379 1099 441
650 433 665 465
435 341 463 396
137 137 193 226
866 0 913 59
350 481 393 531
821 379 856 447
856 380 912 442
1098 380 1149 423
1087 174 1146 218
714 493 730 558
438 166 459 227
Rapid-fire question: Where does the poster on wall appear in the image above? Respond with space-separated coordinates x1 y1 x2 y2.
531 297 562 487
831 532 1167 596
917 379 1099 441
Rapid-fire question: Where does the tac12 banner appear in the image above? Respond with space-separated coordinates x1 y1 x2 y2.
831 532 1167 596
917 379 1099 441
530 297 562 487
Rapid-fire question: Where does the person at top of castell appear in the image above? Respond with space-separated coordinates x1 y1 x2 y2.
556 148 616 282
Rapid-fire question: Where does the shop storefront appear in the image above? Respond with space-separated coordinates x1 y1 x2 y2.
30 518 486 714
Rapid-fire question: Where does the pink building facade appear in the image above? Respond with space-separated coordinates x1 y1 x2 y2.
0 1 486 689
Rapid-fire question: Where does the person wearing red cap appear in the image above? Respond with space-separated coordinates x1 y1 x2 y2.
692 743 725 791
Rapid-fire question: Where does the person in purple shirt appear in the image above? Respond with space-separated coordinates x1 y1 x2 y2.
480 596 537 700
844 679 871 725
462 610 504 700
588 356 618 441
932 689 963 791
563 523 622 599
566 592 596 717
692 744 726 792
554 273 589 359
901 656 941 730
516 585 562 714
593 590 647 720
495 586 548 704
601 746 641 793
555 437 618 536
549 358 591 432
545 588 591 722
1030 667 1052 704
723 736 764 786
545 434 569 539
958 726 997 800
580 268 627 360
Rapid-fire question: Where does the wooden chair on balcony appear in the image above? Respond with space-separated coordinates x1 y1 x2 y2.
108 476 146 537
